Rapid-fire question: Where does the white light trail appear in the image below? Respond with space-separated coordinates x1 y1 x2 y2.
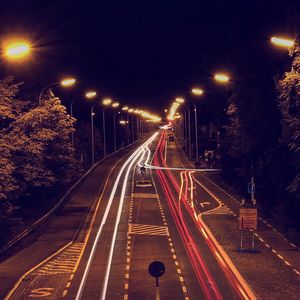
137 146 219 172
75 133 158 300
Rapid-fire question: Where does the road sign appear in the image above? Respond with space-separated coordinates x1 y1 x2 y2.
239 208 258 230
248 183 255 193
148 261 165 300
140 166 146 175
148 261 165 278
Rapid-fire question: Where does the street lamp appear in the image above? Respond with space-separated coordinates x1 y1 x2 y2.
39 77 76 105
191 88 204 95
84 91 98 165
270 36 294 48
175 97 185 104
190 90 204 163
214 73 230 83
85 91 97 99
3 40 31 61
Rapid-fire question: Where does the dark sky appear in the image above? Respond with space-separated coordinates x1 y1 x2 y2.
0 0 297 115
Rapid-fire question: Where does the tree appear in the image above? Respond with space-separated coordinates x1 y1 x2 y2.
1 91 81 196
0 76 27 130
278 44 300 198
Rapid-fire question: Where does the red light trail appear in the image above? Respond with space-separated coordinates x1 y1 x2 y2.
153 131 255 300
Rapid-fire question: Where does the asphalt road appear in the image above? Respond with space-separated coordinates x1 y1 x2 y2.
1 131 262 300
0 139 150 300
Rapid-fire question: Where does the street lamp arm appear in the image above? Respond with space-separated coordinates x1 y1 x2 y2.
39 82 59 105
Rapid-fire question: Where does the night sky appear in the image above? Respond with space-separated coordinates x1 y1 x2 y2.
0 0 297 115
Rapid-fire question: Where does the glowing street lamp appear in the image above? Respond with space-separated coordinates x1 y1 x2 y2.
112 102 120 108
128 108 134 113
270 36 294 48
61 78 76 87
122 106 129 111
175 97 185 104
102 98 112 106
214 73 230 83
85 91 97 99
4 40 31 60
191 88 204 95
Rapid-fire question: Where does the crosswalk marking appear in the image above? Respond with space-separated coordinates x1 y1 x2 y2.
32 242 84 276
132 193 158 199
128 223 169 236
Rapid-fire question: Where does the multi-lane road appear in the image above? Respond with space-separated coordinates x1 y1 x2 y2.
0 130 274 299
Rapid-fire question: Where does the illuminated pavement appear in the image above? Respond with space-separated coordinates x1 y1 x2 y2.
6 130 299 299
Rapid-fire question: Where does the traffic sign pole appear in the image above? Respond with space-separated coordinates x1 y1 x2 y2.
156 277 160 300
148 261 165 300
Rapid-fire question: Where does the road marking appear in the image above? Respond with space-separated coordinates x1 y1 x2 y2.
32 243 83 276
29 288 54 298
4 242 72 300
132 192 158 199
128 223 169 236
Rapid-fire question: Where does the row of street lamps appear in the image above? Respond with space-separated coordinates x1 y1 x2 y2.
1 39 162 165
167 35 295 163
39 79 160 165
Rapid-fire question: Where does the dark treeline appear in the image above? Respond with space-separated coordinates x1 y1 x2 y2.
219 6 300 238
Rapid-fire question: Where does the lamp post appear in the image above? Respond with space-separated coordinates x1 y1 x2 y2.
85 91 98 165
122 106 130 145
90 105 96 165
128 108 134 143
112 102 120 152
102 98 112 158
190 88 204 162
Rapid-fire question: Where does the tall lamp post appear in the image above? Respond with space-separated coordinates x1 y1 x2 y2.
128 108 135 143
191 88 204 162
102 98 112 158
86 91 98 165
112 102 120 152
122 106 130 145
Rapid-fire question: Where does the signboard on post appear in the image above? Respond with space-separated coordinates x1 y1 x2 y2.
239 208 258 231
248 183 255 193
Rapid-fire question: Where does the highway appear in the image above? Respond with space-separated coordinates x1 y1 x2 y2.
2 130 256 300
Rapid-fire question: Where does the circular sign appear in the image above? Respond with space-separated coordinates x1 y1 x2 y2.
148 261 165 278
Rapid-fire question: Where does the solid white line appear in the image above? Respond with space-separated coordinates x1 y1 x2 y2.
75 133 158 300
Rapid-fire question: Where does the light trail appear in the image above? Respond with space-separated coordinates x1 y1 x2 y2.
154 131 222 300
75 133 158 300
154 131 256 300
138 145 219 172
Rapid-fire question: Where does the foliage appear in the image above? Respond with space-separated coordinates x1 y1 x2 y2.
0 76 28 129
7 92 79 193
278 45 300 197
